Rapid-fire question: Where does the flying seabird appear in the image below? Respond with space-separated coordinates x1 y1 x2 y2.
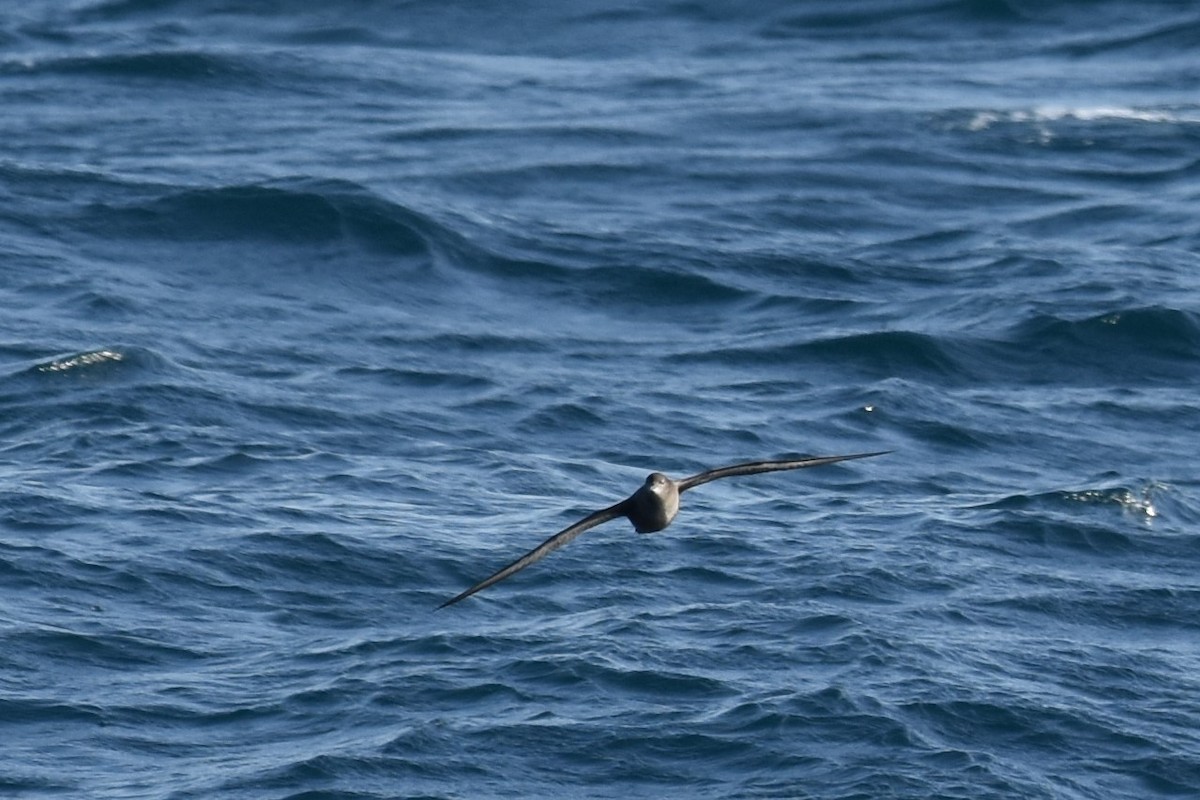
439 450 889 608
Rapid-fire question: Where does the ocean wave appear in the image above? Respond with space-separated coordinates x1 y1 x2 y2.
997 515 1138 554
760 1 1200 60
560 263 754 308
65 176 778 316
0 487 108 533
81 180 439 253
666 306 1198 388
965 106 1199 132
967 479 1181 553
758 0 1029 39
945 103 1200 161
1007 307 1200 375
33 347 126 375
4 346 175 395
976 484 1164 521
4 49 253 82
0 695 106 726
650 302 1195 388
334 365 494 392
1048 12 1200 58
848 306 1200 387
9 624 201 669
675 330 967 384
981 581 1200 636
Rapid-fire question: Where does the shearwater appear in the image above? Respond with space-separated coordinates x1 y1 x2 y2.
440 451 890 608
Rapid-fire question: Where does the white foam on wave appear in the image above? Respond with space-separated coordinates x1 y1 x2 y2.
37 349 125 373
967 105 1193 132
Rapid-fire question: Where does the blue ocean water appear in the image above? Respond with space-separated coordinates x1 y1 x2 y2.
2 1 1199 797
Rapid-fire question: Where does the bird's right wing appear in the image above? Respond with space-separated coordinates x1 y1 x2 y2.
438 501 630 608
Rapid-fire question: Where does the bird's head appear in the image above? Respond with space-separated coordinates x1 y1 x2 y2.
644 472 672 493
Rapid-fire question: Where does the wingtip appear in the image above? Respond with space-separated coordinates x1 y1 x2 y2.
817 449 892 463
435 594 465 611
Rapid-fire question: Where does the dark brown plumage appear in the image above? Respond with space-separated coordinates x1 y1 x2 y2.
439 450 889 608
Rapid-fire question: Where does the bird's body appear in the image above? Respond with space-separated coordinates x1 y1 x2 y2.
438 450 888 608
629 472 678 532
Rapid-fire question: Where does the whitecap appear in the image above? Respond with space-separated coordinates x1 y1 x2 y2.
36 349 126 374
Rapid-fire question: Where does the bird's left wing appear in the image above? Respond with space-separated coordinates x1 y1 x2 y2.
677 451 890 492
438 501 630 608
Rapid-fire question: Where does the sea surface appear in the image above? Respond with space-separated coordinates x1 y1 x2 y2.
2 2 1199 798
